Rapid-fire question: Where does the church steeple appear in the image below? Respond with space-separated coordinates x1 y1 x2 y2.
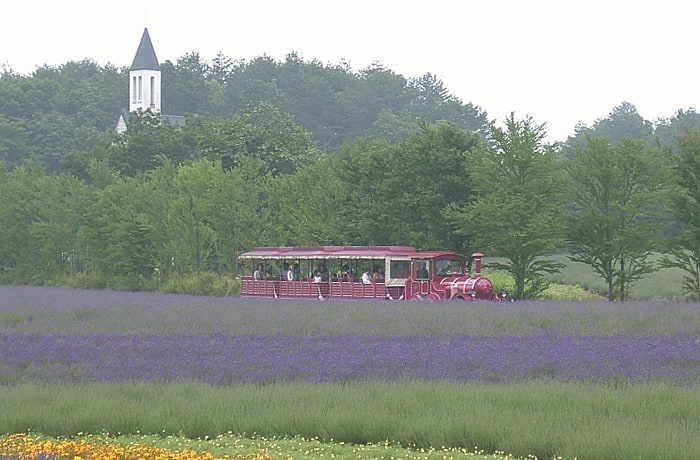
131 28 160 71
129 28 161 113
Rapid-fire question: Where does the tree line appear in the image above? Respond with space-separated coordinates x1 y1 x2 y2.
2 53 700 300
1 111 699 301
0 54 490 172
3 53 700 172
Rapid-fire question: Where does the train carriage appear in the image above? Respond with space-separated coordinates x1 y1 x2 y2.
239 246 505 301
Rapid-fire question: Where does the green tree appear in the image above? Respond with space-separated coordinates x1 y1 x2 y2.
388 120 480 251
563 102 654 156
336 121 480 250
239 102 320 175
212 157 271 274
223 55 285 114
444 114 564 299
0 160 44 281
335 136 398 245
350 63 411 142
659 129 700 299
0 160 93 283
209 51 234 84
263 155 342 247
167 159 221 275
564 135 673 301
654 109 700 153
0 60 125 171
189 103 319 175
161 52 211 116
409 73 450 119
109 109 194 175
0 114 30 164
89 171 172 288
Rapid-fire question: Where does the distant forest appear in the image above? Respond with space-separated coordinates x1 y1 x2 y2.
2 51 700 172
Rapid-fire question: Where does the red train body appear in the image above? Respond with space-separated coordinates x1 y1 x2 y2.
239 246 505 301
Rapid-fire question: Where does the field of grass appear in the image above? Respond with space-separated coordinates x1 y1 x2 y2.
1 381 699 460
0 285 699 460
552 255 687 300
484 255 686 301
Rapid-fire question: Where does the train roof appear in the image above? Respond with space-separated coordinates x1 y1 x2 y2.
239 246 465 260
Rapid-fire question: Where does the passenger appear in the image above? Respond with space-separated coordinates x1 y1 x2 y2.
286 263 296 281
253 263 265 280
313 270 322 283
361 269 372 284
416 262 429 279
320 264 330 281
372 266 385 283
341 264 353 281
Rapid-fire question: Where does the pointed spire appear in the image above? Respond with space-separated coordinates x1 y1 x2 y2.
130 28 160 71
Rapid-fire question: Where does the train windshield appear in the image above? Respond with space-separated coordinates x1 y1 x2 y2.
435 258 464 276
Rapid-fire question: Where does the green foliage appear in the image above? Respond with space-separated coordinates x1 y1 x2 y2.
654 108 700 152
564 101 655 153
541 253 686 301
0 52 493 172
660 129 700 300
564 135 675 300
444 114 565 299
0 60 125 172
484 270 598 301
160 272 240 296
186 102 319 175
539 283 603 301
335 136 396 245
0 159 94 284
388 120 481 251
336 121 480 250
263 156 343 246
90 174 168 279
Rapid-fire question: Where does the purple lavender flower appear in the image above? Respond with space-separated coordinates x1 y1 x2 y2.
1 334 697 385
1 286 699 385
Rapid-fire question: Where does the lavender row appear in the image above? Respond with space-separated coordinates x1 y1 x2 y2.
2 286 699 336
1 334 697 385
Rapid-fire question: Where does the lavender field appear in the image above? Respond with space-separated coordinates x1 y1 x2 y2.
1 285 699 385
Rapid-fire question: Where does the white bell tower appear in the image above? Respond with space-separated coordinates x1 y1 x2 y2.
129 28 161 114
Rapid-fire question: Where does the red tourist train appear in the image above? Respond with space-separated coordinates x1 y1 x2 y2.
239 246 506 301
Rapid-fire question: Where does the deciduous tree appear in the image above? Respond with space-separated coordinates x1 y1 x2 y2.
444 114 564 299
564 135 673 300
659 129 700 299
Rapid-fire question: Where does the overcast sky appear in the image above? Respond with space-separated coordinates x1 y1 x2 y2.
2 0 698 141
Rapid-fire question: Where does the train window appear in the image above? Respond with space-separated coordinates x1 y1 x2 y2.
435 259 464 276
415 261 430 279
389 260 410 279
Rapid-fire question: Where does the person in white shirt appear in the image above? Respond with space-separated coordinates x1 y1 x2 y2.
361 269 372 284
253 263 265 280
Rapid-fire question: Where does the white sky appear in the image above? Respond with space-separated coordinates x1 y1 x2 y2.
1 0 698 141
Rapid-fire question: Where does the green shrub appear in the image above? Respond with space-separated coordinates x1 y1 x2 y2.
161 272 240 296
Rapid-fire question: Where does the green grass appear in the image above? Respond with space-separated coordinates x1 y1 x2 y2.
486 253 688 300
544 254 687 300
2 381 699 460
